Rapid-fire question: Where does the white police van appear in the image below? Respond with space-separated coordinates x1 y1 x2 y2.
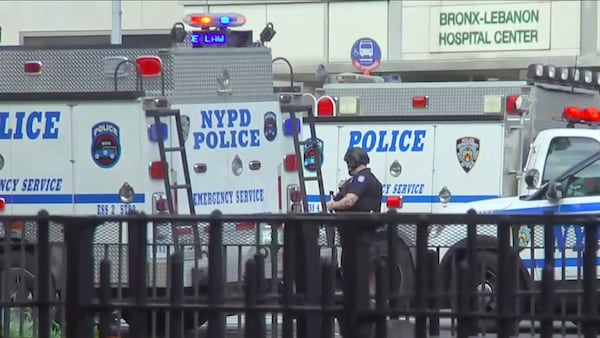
299 66 600 325
0 13 299 331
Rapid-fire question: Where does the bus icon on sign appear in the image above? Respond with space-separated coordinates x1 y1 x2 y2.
359 39 374 58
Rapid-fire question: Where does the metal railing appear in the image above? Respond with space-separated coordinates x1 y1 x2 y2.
0 210 599 338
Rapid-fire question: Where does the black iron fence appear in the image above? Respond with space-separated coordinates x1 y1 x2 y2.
0 210 599 338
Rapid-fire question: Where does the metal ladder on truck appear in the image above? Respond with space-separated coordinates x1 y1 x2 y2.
146 107 201 257
280 95 336 256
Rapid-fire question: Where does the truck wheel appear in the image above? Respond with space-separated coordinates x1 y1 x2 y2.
0 251 58 328
450 251 523 334
370 236 415 308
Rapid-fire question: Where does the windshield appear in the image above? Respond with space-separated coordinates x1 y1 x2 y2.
541 137 600 184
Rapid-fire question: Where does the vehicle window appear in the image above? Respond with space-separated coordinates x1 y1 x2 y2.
542 137 600 186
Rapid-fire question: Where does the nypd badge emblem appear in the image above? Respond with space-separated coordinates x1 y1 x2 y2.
180 115 191 142
456 137 480 173
303 138 324 172
91 121 121 169
264 112 277 142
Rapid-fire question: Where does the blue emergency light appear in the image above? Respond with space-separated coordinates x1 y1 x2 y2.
283 118 302 136
148 123 169 142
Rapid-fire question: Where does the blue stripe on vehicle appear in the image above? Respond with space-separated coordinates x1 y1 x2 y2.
306 194 499 204
0 194 145 204
521 257 600 269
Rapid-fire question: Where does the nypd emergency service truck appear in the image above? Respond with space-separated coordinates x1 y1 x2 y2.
299 67 600 325
0 14 301 331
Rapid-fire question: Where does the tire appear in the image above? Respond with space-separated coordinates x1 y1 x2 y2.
369 235 415 308
0 251 59 332
450 251 525 334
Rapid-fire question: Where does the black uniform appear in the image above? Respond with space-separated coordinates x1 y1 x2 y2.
335 147 382 338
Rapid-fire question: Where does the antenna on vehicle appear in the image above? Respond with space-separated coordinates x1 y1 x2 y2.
570 56 578 93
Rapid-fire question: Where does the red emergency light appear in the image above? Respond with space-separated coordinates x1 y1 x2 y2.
0 198 6 212
136 56 162 78
283 154 298 172
23 61 42 75
235 222 256 231
506 95 519 115
149 161 167 179
412 96 428 109
563 106 600 123
317 97 335 116
386 196 403 209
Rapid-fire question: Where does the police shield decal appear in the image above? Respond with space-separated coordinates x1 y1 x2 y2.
91 121 121 169
456 136 479 173
263 112 277 142
303 138 324 172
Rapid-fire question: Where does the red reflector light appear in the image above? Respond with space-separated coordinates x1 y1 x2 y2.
175 227 193 236
412 96 428 109
0 198 6 212
317 97 335 116
386 196 403 209
563 106 600 123
506 96 519 115
290 190 303 203
236 222 256 231
136 56 162 77
283 154 298 172
23 61 42 75
149 161 167 179
155 198 168 212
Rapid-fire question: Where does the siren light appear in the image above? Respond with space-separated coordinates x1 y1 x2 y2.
316 96 337 117
562 106 600 124
183 13 246 29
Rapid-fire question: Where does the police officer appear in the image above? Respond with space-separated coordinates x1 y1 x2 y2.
326 147 383 338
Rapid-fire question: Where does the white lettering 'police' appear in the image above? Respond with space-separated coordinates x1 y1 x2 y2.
348 129 427 153
193 109 261 150
93 123 119 137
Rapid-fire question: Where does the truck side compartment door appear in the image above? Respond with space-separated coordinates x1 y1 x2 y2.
431 123 505 213
71 101 144 216
9 103 73 215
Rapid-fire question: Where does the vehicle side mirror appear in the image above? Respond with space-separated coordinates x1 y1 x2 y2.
545 181 563 203
524 169 540 189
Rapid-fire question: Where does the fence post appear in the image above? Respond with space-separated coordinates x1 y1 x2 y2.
540 211 555 338
282 221 297 338
170 251 184 338
386 209 400 319
64 217 96 338
582 219 598 338
321 261 336 338
374 259 388 338
98 259 112 338
127 212 148 335
497 218 516 338
207 210 225 338
244 258 259 338
36 210 51 338
415 217 429 337
456 210 478 338
428 250 440 337
299 221 321 338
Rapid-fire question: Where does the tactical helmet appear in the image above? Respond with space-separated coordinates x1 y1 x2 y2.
344 147 370 171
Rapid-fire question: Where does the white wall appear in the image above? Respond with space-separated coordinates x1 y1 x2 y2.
0 1 184 45
0 0 589 71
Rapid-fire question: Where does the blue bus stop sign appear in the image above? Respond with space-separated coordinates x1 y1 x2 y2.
351 37 382 74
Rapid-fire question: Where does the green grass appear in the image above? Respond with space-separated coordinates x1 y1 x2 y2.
5 309 99 338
